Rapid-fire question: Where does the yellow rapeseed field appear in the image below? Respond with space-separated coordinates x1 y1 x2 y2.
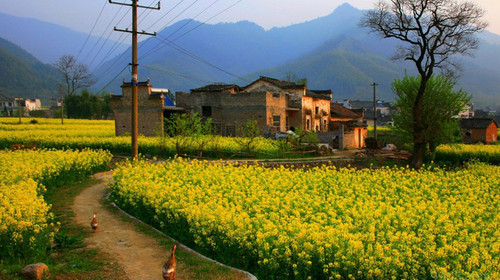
0 149 112 262
111 159 500 279
0 117 284 157
435 144 500 164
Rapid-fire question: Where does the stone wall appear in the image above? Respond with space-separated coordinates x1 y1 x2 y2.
111 82 165 137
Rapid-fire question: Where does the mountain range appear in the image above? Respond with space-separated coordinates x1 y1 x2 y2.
1 3 499 109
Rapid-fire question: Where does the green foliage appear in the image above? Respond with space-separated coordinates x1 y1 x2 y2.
64 90 111 119
235 119 261 154
163 113 214 155
29 110 46 118
392 75 471 159
0 37 61 99
164 113 213 137
287 127 319 150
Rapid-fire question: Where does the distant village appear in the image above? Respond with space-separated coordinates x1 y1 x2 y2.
1 75 498 147
109 76 499 147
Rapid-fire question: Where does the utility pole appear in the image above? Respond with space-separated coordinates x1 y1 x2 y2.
109 0 159 159
15 97 23 124
372 82 379 141
60 84 64 125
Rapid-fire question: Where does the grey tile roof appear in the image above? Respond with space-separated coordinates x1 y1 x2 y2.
460 118 498 129
191 84 240 92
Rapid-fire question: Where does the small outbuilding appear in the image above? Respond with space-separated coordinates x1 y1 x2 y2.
460 118 498 144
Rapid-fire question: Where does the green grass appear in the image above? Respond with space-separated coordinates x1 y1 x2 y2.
0 179 127 280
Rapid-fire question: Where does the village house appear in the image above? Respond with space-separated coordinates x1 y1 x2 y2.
343 99 394 126
176 76 332 136
460 118 498 144
329 102 367 149
110 79 181 136
0 92 40 116
456 103 475 119
111 76 368 149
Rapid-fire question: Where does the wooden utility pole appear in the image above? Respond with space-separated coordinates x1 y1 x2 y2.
60 84 64 125
372 82 379 141
16 97 23 124
109 0 159 159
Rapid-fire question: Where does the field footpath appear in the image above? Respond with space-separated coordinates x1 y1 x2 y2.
72 172 254 280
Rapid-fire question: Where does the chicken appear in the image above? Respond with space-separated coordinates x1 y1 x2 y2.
90 212 98 233
162 244 177 280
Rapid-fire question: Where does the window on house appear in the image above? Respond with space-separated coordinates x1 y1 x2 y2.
306 119 310 130
202 106 212 117
273 115 281 127
323 120 327 131
315 106 319 115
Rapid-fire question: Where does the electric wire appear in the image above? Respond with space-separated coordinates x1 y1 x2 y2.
97 64 130 93
151 34 248 82
76 0 107 61
97 0 246 91
164 0 219 40
172 0 244 41
140 65 214 84
95 0 159 87
85 4 128 67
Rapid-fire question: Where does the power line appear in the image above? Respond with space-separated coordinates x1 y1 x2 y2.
164 0 219 40
150 34 248 82
140 65 214 84
85 5 129 67
172 0 244 41
97 63 130 93
77 0 108 61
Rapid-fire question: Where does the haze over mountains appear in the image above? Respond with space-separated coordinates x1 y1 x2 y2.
1 3 499 109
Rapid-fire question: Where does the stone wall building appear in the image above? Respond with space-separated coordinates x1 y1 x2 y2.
329 102 367 149
176 76 332 136
110 80 181 137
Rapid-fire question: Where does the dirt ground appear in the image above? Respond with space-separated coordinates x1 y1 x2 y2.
72 172 169 280
72 172 254 280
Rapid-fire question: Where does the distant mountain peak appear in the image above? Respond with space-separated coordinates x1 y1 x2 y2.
333 2 357 14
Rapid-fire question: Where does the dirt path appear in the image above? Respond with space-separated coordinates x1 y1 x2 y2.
72 172 255 280
73 172 167 280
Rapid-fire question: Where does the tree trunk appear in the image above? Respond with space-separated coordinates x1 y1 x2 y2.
411 76 429 169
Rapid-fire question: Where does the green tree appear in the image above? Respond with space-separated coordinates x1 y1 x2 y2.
64 89 110 119
392 75 470 159
360 0 487 168
164 113 214 155
235 119 261 154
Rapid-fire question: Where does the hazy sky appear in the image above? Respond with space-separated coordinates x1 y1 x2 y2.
1 0 499 41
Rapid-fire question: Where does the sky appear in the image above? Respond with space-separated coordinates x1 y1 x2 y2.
1 0 500 43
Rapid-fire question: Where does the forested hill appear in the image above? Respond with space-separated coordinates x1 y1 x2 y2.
0 37 61 102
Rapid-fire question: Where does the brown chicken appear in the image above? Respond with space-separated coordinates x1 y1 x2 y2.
162 244 177 280
90 212 98 233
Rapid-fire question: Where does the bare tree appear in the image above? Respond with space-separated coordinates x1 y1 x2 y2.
360 0 487 168
54 55 96 96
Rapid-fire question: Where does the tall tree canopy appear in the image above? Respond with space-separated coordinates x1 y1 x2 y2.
392 75 471 158
360 0 487 168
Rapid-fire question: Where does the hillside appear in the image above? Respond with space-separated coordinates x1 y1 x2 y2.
92 3 500 109
0 37 61 101
0 12 127 67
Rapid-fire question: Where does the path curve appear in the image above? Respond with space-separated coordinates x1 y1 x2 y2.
73 172 257 280
73 172 167 280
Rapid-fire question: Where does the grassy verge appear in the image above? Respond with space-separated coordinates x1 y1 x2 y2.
0 179 127 280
